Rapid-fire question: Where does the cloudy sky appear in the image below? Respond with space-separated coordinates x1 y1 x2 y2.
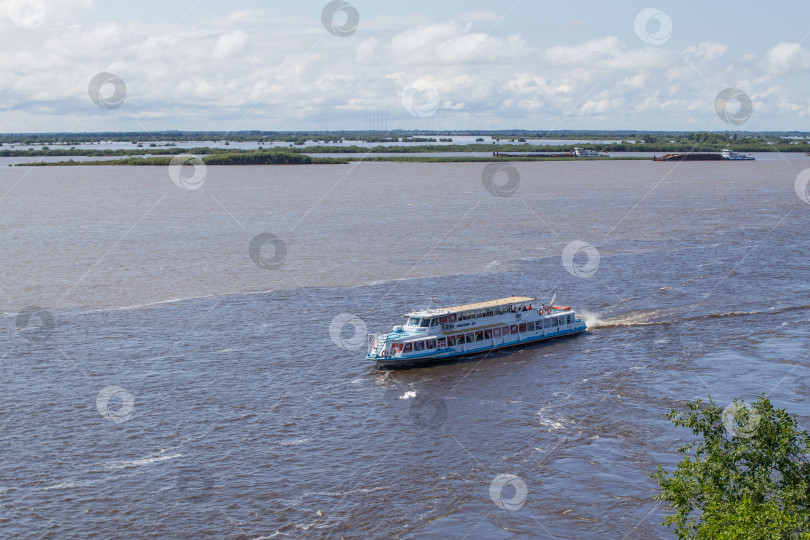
1 0 809 132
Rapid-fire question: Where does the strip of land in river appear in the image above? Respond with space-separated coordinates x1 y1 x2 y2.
5 131 809 166
16 152 652 166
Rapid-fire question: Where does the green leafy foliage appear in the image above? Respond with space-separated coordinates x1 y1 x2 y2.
653 396 810 539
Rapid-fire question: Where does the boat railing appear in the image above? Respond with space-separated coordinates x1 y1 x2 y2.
368 333 387 356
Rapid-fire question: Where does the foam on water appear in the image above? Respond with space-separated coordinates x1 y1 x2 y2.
279 438 309 446
103 453 182 472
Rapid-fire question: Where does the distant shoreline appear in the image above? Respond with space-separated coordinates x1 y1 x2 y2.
5 126 809 167
17 154 655 166
6 139 809 167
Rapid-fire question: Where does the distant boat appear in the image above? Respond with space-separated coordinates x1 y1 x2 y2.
653 153 723 161
721 149 754 160
573 147 609 157
653 150 755 162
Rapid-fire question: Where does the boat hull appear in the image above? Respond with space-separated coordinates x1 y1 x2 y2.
372 324 586 369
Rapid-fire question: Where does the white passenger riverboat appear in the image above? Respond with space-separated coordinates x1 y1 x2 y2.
367 296 587 368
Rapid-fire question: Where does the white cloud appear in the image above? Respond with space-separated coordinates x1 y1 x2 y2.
222 9 264 25
761 42 810 77
618 73 647 89
580 96 626 115
0 0 94 29
389 22 530 65
541 36 672 70
542 36 621 66
0 5 809 131
355 37 377 63
213 30 249 59
683 41 728 61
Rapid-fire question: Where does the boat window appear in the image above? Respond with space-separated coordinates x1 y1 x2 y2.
552 317 559 326
502 326 509 336
430 318 438 327
475 331 483 341
408 317 419 326
487 310 493 317
404 343 412 352
437 338 446 349
414 341 424 351
544 318 550 328
448 336 456 346
392 343 403 352
519 323 527 333
511 325 518 334
449 313 457 322
484 330 492 339
439 316 447 323
466 333 474 344
419 318 429 328
427 339 436 349
567 315 573 324
527 321 535 331
493 327 501 337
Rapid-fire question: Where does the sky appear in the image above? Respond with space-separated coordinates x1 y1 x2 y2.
1 0 810 133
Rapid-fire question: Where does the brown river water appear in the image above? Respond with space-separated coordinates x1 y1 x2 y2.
1 156 809 538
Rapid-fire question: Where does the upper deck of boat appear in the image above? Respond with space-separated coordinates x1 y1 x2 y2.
406 296 536 317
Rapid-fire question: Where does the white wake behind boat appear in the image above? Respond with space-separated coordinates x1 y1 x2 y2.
367 296 587 368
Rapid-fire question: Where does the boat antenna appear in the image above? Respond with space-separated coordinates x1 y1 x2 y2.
427 296 436 310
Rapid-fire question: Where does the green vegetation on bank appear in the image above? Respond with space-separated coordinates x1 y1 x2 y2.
0 146 243 157
19 151 348 166
653 396 810 538
18 153 653 166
